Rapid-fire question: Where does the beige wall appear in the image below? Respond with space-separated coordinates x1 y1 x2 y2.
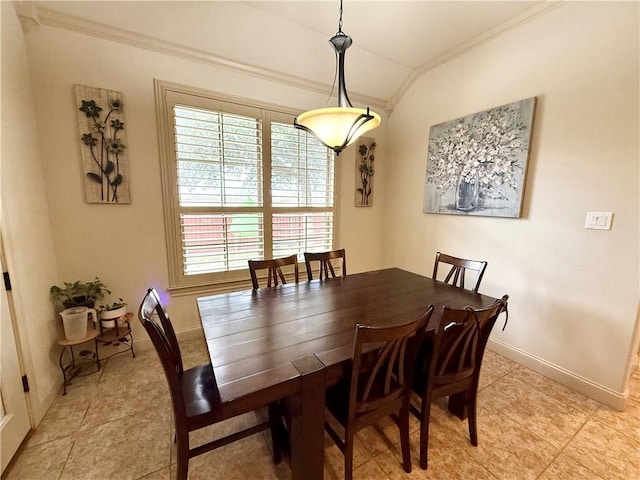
22 21 387 341
1 3 62 424
5 0 639 417
385 2 639 406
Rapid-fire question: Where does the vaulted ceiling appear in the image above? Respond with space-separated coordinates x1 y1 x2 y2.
20 1 556 112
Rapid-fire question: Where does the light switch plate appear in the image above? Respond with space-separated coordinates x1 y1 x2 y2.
585 212 613 230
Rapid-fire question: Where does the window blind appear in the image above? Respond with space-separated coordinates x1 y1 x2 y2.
181 213 264 274
271 122 334 207
174 106 263 208
158 83 337 287
272 212 334 260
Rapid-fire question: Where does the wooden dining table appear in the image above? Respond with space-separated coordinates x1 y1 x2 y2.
197 267 499 480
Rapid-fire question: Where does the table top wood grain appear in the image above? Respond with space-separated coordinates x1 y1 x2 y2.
197 267 498 403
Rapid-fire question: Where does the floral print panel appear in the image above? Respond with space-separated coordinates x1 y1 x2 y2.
355 138 375 207
423 97 536 217
75 85 131 204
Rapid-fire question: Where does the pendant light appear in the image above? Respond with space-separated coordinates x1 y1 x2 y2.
294 0 381 155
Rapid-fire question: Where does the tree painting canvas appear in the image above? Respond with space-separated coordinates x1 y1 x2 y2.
423 97 536 217
75 85 131 203
355 137 375 207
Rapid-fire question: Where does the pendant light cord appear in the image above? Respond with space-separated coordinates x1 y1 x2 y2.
323 0 345 108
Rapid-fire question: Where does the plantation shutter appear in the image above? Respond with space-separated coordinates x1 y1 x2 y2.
157 82 338 289
174 105 264 275
270 122 335 259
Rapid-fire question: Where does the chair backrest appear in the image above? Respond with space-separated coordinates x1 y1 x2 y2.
248 254 299 289
138 288 220 420
429 296 508 389
432 252 488 293
304 249 346 281
349 307 434 418
138 288 184 377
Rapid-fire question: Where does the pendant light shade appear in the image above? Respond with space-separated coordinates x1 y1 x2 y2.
294 1 381 155
295 107 380 152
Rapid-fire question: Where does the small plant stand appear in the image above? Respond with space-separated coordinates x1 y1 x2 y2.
58 329 101 395
97 312 136 360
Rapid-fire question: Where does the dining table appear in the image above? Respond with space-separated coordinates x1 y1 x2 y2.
197 267 500 480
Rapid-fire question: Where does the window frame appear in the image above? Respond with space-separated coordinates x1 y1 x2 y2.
154 80 340 292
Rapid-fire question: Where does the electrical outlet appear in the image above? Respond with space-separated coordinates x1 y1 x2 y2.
585 212 613 230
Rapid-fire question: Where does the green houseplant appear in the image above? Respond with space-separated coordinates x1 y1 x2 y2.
50 277 111 309
99 298 127 313
99 298 128 330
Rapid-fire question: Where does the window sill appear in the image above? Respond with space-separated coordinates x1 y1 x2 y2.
168 278 254 297
168 269 310 297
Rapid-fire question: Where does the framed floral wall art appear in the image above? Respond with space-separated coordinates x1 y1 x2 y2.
75 84 131 203
355 137 376 207
423 97 536 217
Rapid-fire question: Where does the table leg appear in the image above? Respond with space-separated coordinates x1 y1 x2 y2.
94 338 101 371
59 346 69 396
58 336 101 395
129 329 136 357
290 355 326 480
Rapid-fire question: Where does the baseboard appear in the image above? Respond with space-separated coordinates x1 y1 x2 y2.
132 325 204 352
487 338 628 411
35 380 61 426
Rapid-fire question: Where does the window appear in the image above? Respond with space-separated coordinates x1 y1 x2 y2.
155 81 337 290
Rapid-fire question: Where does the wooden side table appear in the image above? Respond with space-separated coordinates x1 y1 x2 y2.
96 312 136 360
58 329 101 395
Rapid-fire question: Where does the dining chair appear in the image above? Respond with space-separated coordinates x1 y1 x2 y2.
303 248 346 281
411 295 508 469
324 306 434 480
138 288 282 480
432 251 488 293
248 254 299 289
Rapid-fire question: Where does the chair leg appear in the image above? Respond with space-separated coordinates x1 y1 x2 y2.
176 431 190 480
468 389 479 446
399 406 412 473
344 427 354 480
419 396 432 470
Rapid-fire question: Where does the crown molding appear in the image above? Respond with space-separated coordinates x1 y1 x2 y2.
23 2 563 117
415 1 564 76
386 71 418 117
29 6 388 113
386 1 565 112
14 1 40 32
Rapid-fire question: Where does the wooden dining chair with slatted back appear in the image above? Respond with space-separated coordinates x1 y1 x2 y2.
411 295 508 470
304 248 346 281
432 252 488 293
324 306 434 480
248 254 299 289
138 288 282 480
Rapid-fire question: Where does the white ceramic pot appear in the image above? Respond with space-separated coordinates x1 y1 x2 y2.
100 306 127 329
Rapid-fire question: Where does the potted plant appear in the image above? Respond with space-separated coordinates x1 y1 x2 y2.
50 277 110 309
99 298 127 329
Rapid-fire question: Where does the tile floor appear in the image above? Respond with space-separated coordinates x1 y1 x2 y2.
5 338 640 480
